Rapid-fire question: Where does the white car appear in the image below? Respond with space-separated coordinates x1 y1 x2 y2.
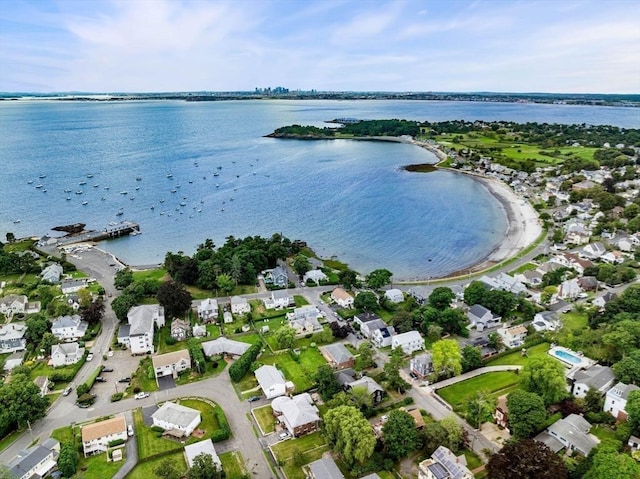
86 353 94 361
279 432 290 440
134 392 149 400
127 425 134 437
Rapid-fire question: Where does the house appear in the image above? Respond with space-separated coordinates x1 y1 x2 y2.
360 318 389 339
320 343 355 369
601 250 625 264
346 376 385 404
467 304 501 332
230 295 251 315
118 304 165 354
0 294 27 318
41 263 64 283
628 435 640 451
264 266 289 287
303 269 328 285
263 289 292 309
532 311 560 332
170 318 191 340
51 314 89 341
604 382 640 420
197 298 219 323
223 311 233 324
371 326 395 348
33 376 49 397
307 457 344 479
571 364 615 398
480 273 527 295
593 291 617 309
0 322 27 353
581 242 606 259
192 324 207 337
152 349 191 381
184 439 221 469
7 438 60 479
81 416 127 457
291 305 322 322
51 342 85 367
255 365 293 399
407 286 430 305
391 331 425 355
408 409 425 430
548 299 571 313
577 276 598 291
410 353 433 379
60 278 88 294
201 337 250 358
494 395 509 430
418 446 473 479
384 288 404 303
271 393 320 437
331 288 354 308
353 311 381 329
288 306 323 335
557 278 582 300
516 270 543 287
536 414 599 456
3 351 24 371
25 301 41 314
66 294 81 311
151 402 201 437
497 325 527 348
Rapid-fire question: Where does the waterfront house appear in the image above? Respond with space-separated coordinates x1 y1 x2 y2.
81 416 127 457
255 364 292 399
320 343 355 369
467 304 501 332
384 288 404 303
264 266 288 287
7 438 60 479
230 295 251 315
184 439 221 470
0 322 27 353
391 330 425 355
201 337 250 358
51 342 85 367
60 278 88 294
51 314 88 341
152 402 201 437
536 414 599 456
418 446 473 479
0 294 28 319
480 273 527 295
272 393 321 437
118 304 165 355
331 287 354 308
407 286 430 305
604 382 640 420
197 298 219 323
303 269 328 285
41 263 64 283
170 318 191 340
410 353 434 379
152 349 191 382
571 364 615 399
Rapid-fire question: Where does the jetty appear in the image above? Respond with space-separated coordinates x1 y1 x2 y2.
55 221 140 246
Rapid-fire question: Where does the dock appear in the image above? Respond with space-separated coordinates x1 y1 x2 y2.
55 221 140 246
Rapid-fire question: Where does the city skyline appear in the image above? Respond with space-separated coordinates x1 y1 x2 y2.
1 0 639 94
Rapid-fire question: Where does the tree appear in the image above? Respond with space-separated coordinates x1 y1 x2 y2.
357 341 374 369
156 280 193 319
81 298 105 325
38 332 57 355
487 439 568 479
384 347 409 393
382 409 421 459
114 267 134 290
440 415 463 451
507 390 547 439
292 254 311 276
274 325 296 350
57 442 78 478
464 281 488 306
110 292 138 321
391 310 414 333
25 315 50 344
5 232 15 243
354 291 378 312
613 350 640 385
365 269 392 290
461 345 483 373
0 372 49 437
627 390 640 435
520 356 568 405
438 308 467 335
216 273 235 295
432 339 462 378
330 321 349 338
466 390 496 430
421 422 448 456
583 387 604 414
349 385 373 410
314 364 342 401
428 287 455 310
324 405 376 467
338 269 358 290
314 327 333 344
154 458 181 479
187 452 223 479
584 441 640 479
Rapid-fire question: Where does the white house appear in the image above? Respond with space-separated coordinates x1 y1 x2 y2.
152 402 201 437
230 295 251 315
371 326 395 348
538 414 599 456
223 311 233 324
581 242 606 259
184 439 221 469
263 290 292 309
593 291 617 309
331 288 354 308
51 314 88 341
51 342 85 367
467 304 501 332
197 298 219 323
152 349 191 381
572 364 615 399
303 269 328 285
604 382 640 420
60 279 88 294
264 266 289 287
480 273 527 295
391 331 425 355
170 318 191 340
410 353 434 379
0 322 27 353
255 365 292 399
558 278 582 300
532 311 560 332
0 294 28 318
360 318 389 339
384 289 404 304
7 438 60 479
201 337 251 358
418 446 473 479
497 325 527 349
81 416 127 457
118 304 165 355
41 263 64 283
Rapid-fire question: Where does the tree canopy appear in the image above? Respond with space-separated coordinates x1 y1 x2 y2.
156 280 193 319
0 372 49 437
324 405 376 468
487 439 568 479
365 269 393 290
382 410 421 460
432 339 462 378
520 356 568 405
507 390 547 439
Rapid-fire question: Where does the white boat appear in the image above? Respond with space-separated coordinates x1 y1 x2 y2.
104 186 110 190
66 197 71 201
79 181 87 185
76 190 83 194
120 191 128 195
82 201 88 205
39 174 46 178
116 210 124 216
87 174 94 178
13 219 20 223
93 184 99 188
35 184 43 188
27 180 33 184
64 189 71 193
166 173 173 178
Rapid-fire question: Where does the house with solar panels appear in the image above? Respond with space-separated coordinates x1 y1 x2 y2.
418 446 473 479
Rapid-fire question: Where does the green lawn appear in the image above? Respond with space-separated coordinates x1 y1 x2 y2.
253 405 276 434
132 268 169 282
559 311 588 331
127 357 158 395
486 342 550 366
0 429 23 453
591 425 618 443
219 450 248 479
270 431 329 479
438 371 521 414
134 409 183 459
27 359 85 385
126 450 186 479
261 347 327 392
178 398 226 437
294 295 309 307
463 448 484 470
510 262 537 275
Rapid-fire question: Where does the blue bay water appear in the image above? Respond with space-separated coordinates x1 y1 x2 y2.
1 100 638 280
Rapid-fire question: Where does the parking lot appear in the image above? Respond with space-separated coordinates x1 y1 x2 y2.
86 348 141 406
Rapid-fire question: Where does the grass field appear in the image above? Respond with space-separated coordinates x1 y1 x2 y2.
270 432 329 479
438 371 521 414
486 342 550 366
131 268 168 282
219 450 248 479
252 405 276 434
125 450 186 479
261 347 327 391
134 409 183 459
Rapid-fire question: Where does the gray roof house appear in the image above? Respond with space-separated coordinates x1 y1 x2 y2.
255 364 292 399
271 393 320 437
41 263 64 283
60 278 88 294
201 337 251 358
184 439 221 469
151 402 201 437
7 438 60 479
307 457 344 479
320 343 354 369
410 353 434 379
347 376 385 404
572 364 615 398
51 342 85 367
0 322 27 353
51 314 88 341
536 414 599 456
467 304 501 332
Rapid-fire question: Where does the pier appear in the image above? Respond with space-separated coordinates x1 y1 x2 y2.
55 221 140 246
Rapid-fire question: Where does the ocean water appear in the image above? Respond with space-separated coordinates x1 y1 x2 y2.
1 100 638 279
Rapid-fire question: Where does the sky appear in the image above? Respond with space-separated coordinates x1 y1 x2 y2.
0 0 639 93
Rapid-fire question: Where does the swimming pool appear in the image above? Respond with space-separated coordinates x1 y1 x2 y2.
552 349 582 365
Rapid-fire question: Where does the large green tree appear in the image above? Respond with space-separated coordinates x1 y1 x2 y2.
365 269 392 290
357 341 374 369
154 458 181 479
324 405 376 467
382 410 421 460
487 439 567 479
25 314 50 344
432 339 462 378
216 273 235 295
156 280 193 319
338 269 358 290
274 325 296 350
314 364 342 401
461 345 483 373
583 441 640 479
613 350 640 385
520 356 568 405
292 254 312 276
384 347 409 393
440 415 463 452
114 267 134 290
57 442 78 478
0 373 49 437
354 291 378 311
507 390 547 439
428 287 455 310
627 390 640 435
466 390 496 430
186 452 223 479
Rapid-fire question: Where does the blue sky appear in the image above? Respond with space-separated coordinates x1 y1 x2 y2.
1 0 639 93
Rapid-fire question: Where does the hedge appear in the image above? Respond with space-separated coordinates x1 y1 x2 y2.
210 406 231 442
108 439 125 447
229 343 262 382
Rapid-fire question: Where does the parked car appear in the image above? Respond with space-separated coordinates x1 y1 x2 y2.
127 425 134 437
86 353 94 361
118 377 131 383
102 368 114 373
134 392 149 400
63 387 72 396
94 376 106 383
248 395 261 402
279 432 290 440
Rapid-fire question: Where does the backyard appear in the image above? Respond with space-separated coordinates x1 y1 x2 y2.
270 431 329 479
437 371 521 414
260 347 327 391
486 342 550 366
252 405 276 434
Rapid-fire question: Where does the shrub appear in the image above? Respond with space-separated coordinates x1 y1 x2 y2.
111 393 124 402
229 343 262 382
151 426 165 433
108 439 125 447
165 336 177 346
133 387 141 394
